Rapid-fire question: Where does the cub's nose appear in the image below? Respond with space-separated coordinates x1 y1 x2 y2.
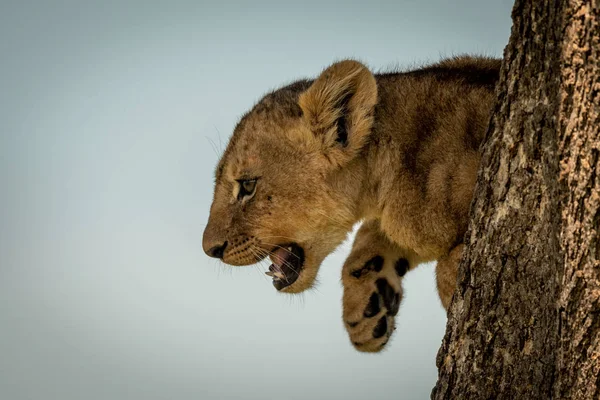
202 217 228 259
205 241 227 259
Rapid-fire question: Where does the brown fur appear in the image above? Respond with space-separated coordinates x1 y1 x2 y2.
203 56 500 351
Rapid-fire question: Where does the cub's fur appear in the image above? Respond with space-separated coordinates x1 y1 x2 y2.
203 56 500 352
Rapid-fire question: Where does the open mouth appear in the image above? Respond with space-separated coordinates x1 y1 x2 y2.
265 243 305 290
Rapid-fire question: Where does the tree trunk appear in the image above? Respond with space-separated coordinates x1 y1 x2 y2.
432 1 600 399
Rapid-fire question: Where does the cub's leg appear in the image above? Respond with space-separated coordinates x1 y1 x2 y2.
341 220 422 352
435 244 464 310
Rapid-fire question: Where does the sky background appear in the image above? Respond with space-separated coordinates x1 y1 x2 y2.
0 1 513 399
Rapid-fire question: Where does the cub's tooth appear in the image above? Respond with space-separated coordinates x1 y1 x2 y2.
265 271 275 277
287 246 292 251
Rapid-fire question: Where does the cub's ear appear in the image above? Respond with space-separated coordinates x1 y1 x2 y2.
298 60 377 168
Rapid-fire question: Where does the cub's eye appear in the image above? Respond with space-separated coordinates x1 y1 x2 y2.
237 179 257 201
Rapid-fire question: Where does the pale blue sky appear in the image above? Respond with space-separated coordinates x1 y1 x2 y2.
0 1 513 399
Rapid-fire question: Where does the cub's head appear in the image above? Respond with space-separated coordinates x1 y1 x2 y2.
202 60 378 292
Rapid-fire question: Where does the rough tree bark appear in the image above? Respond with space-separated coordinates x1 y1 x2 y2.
432 1 599 399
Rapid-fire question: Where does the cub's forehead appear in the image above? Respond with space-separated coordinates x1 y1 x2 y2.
214 112 277 182
220 125 262 180
214 79 312 182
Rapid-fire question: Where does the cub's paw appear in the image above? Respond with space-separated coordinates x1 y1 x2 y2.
342 255 409 352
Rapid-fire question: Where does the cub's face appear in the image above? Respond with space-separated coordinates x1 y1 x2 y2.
203 60 378 292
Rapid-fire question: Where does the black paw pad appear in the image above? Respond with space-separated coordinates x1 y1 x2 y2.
351 269 362 278
390 293 400 315
363 293 380 318
395 258 409 277
376 278 400 316
351 255 384 278
367 256 384 272
373 316 387 338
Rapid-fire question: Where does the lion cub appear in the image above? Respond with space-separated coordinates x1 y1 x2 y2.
203 56 500 352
